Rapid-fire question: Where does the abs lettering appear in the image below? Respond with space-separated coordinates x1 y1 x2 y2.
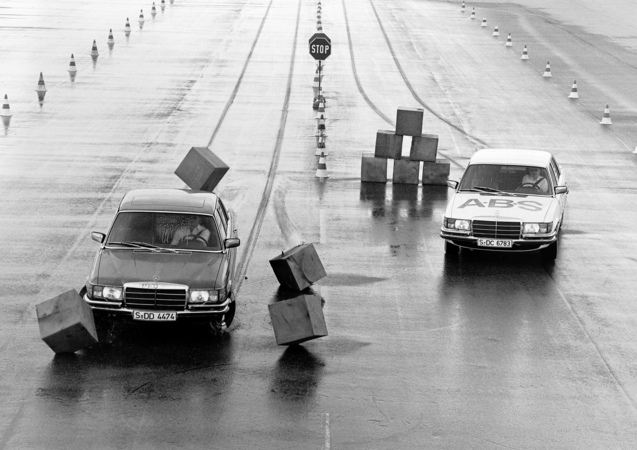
488 199 514 208
517 201 543 212
458 199 485 209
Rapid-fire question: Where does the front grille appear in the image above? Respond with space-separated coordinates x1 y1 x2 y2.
472 220 521 239
125 286 187 310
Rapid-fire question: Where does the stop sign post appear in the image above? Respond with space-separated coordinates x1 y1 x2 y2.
309 33 331 104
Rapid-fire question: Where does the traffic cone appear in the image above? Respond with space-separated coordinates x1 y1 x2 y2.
161 0 166 11
152 2 157 17
315 135 327 156
470 7 475 19
312 75 320 95
125 18 131 36
139 10 145 29
317 24 322 31
568 80 579 99
520 45 529 60
35 72 47 102
492 26 499 37
461 1 465 12
315 151 329 179
107 29 115 48
1 94 12 127
600 104 612 125
90 39 99 59
68 54 78 74
316 102 326 119
317 117 326 133
505 33 512 47
543 61 552 77
481 18 487 27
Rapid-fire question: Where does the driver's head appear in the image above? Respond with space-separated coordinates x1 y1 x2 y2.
528 167 540 176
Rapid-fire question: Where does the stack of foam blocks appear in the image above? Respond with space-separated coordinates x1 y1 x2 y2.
361 107 450 185
268 243 328 346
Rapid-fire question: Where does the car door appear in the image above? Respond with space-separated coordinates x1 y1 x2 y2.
215 200 237 286
550 157 567 222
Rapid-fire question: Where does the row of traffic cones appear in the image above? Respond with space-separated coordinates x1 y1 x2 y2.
3 1 178 125
462 2 616 128
314 1 328 179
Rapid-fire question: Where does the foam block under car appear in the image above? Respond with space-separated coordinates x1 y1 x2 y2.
268 293 328 345
269 243 327 292
174 146 229 192
36 289 98 354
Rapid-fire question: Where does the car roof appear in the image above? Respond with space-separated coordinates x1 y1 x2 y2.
118 189 218 214
469 149 553 167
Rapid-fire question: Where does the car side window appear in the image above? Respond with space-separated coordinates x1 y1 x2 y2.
215 204 228 234
214 210 227 241
546 164 558 186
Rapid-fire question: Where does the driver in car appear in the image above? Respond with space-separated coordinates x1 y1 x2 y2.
522 167 548 193
171 216 210 245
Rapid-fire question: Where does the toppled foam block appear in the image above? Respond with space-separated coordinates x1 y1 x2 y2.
393 158 420 185
268 293 328 345
422 159 451 185
409 134 439 162
374 130 403 159
36 289 98 354
175 146 229 192
361 152 388 183
269 243 326 291
396 107 424 137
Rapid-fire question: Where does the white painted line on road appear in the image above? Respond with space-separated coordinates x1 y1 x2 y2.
324 412 331 450
320 209 327 244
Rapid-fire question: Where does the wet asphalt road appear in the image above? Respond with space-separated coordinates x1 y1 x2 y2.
2 0 637 448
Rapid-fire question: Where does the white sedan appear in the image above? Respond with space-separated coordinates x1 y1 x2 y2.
440 149 568 261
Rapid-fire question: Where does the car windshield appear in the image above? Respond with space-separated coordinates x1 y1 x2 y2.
106 212 221 250
458 164 553 195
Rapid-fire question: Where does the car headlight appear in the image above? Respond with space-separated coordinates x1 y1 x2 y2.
189 290 219 304
523 222 552 234
444 217 471 231
90 284 123 301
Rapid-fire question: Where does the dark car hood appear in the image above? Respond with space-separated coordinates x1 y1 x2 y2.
93 249 227 289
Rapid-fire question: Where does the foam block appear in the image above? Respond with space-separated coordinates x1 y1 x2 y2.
393 159 420 185
423 159 451 185
268 293 328 345
410 134 439 162
361 153 388 183
396 107 424 136
374 130 403 159
36 289 98 354
174 146 229 192
269 243 327 291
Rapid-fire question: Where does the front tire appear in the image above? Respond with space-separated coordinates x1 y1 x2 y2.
445 240 460 255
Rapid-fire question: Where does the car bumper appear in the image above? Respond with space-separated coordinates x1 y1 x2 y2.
440 229 557 251
84 295 231 323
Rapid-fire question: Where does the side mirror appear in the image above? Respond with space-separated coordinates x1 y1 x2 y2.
446 180 459 189
91 232 105 243
224 237 240 249
554 186 568 195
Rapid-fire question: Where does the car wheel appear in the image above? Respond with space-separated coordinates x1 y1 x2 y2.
541 238 558 262
445 240 459 255
209 298 236 335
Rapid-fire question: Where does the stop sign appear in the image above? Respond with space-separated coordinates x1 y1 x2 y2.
309 32 331 60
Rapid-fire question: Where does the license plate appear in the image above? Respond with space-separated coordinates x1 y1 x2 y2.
132 311 177 322
477 238 513 248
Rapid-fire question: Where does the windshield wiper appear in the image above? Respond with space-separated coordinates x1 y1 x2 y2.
108 241 183 253
469 187 525 197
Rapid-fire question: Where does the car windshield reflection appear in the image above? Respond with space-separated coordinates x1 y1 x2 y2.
459 164 553 195
106 212 221 250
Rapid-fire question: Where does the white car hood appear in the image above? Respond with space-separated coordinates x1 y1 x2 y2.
447 192 554 222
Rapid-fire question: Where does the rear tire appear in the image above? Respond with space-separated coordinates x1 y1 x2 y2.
445 240 460 255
